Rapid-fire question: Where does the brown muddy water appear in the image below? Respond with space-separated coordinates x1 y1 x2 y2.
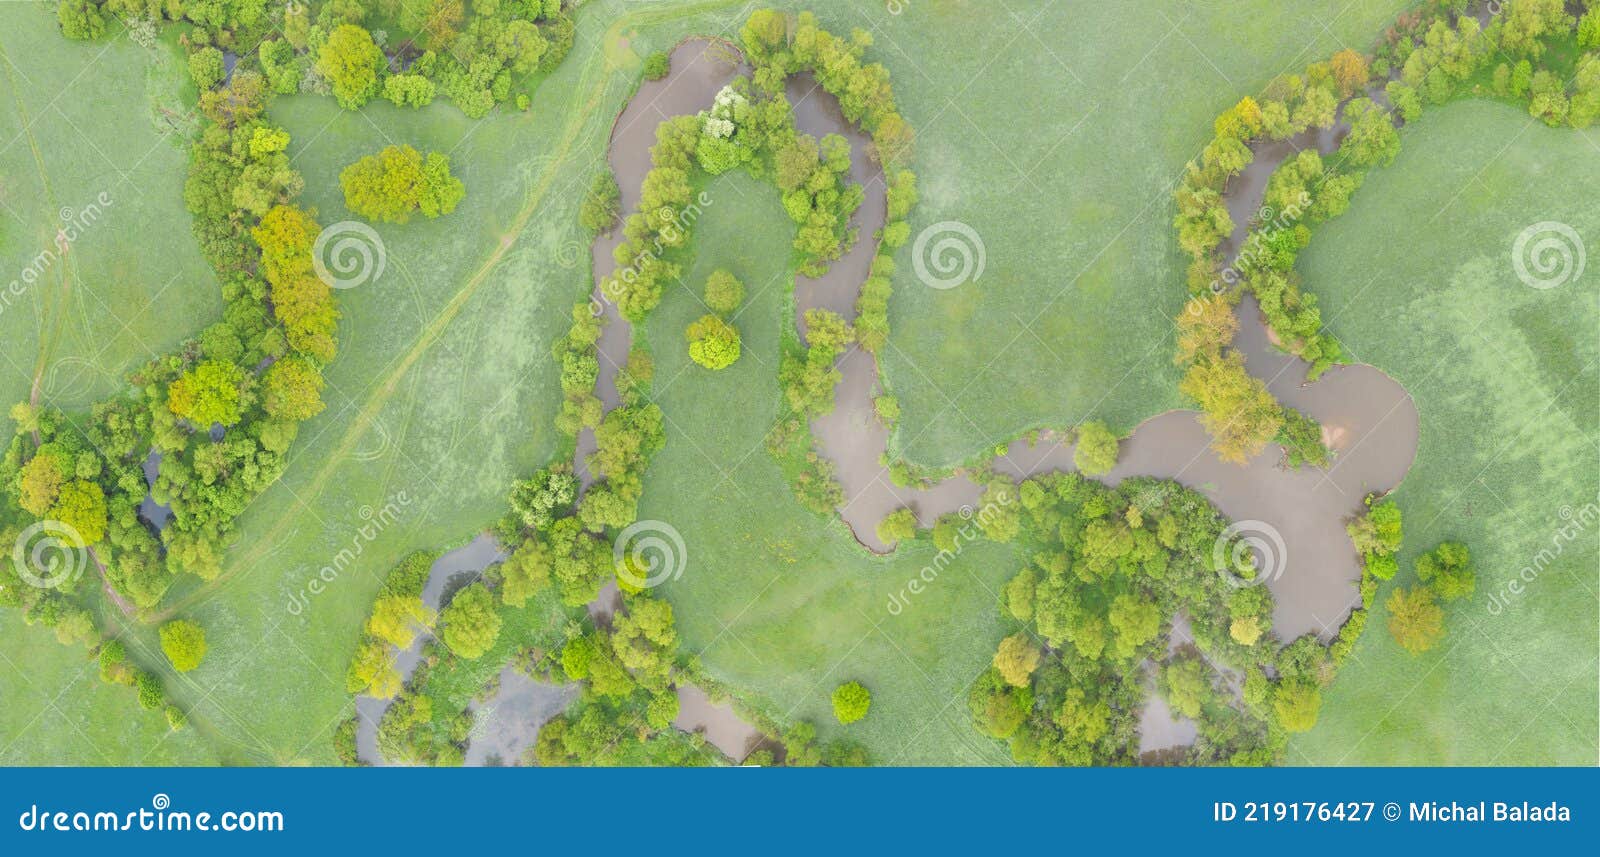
567 32 1420 763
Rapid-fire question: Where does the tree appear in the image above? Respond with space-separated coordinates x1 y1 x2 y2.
1386 585 1444 655
1272 679 1321 732
703 270 745 316
1582 10 1600 51
1107 593 1160 659
188 47 226 90
1073 420 1119 476
643 51 671 81
168 360 248 427
339 145 466 224
317 24 385 109
158 620 208 672
1180 352 1283 464
1328 48 1370 97
1160 656 1212 719
1415 541 1474 602
1338 98 1399 168
439 583 502 659
685 314 741 370
579 170 620 234
49 480 107 546
875 507 917 545
262 357 326 421
992 632 1041 687
57 0 106 40
831 680 872 724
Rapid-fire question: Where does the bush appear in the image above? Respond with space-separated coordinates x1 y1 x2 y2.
158 620 208 672
440 583 502 659
685 315 741 370
643 51 671 81
339 145 465 224
831 681 871 724
135 671 163 711
1072 421 1119 476
703 270 745 316
875 508 917 545
1415 541 1475 602
1386 585 1444 655
579 170 621 234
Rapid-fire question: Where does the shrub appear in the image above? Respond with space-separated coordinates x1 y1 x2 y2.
1072 420 1120 476
643 51 671 81
159 620 208 672
685 315 741 370
703 270 745 316
1416 541 1475 602
831 681 871 724
875 508 917 545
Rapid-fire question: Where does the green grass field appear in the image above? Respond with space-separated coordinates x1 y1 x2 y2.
639 168 1017 764
6 0 1593 768
871 0 1414 465
1291 99 1599 765
0 2 225 765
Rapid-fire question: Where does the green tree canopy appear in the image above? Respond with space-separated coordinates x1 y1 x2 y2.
831 680 872 724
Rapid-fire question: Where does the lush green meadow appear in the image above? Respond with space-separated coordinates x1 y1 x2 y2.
1292 100 1599 765
871 0 1414 465
0 2 223 765
639 169 1016 764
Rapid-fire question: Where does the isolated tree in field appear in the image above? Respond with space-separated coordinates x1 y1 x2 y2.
1272 679 1321 732
875 507 917 545
1386 585 1444 655
159 620 208 672
1073 420 1119 476
992 632 1041 687
340 145 466 224
317 24 385 110
703 270 745 316
685 314 741 370
168 360 249 427
1415 541 1475 602
831 680 871 724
